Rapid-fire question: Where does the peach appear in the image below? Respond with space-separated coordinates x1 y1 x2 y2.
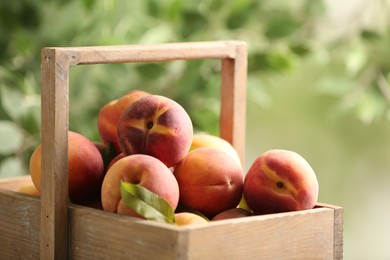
211 208 253 221
101 154 180 218
243 149 319 215
173 148 244 218
191 133 242 167
97 90 150 154
117 95 193 167
175 212 209 226
17 184 40 197
29 131 105 204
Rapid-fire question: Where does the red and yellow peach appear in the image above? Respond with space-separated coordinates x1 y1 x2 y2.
174 212 209 226
97 90 150 154
101 154 180 218
244 149 319 215
190 133 242 167
117 95 193 167
29 131 105 204
173 148 244 218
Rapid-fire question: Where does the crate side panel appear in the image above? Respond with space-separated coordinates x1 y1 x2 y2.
0 190 40 259
68 205 181 260
319 203 344 259
185 208 335 260
0 176 34 192
334 206 344 259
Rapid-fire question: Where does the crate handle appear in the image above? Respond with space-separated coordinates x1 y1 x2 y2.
40 41 247 259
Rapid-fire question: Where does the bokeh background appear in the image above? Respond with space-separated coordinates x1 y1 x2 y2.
1 0 390 258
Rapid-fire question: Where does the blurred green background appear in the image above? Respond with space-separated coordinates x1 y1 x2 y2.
1 0 390 258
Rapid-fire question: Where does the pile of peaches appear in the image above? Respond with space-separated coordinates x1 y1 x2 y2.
26 90 319 226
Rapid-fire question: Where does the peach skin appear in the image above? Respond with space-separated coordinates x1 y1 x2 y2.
173 148 244 218
29 131 105 204
244 149 319 215
101 154 180 218
97 90 150 154
117 95 193 167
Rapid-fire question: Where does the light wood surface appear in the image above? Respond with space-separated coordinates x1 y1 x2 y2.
0 181 342 259
0 175 33 191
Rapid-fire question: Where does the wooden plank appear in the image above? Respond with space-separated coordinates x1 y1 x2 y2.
334 206 344 260
183 207 335 260
67 204 337 259
0 179 341 259
318 203 344 259
0 189 40 259
0 175 34 191
67 204 181 260
45 41 243 65
220 42 247 165
40 48 70 260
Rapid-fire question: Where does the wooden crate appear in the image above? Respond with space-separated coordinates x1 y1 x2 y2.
0 41 343 259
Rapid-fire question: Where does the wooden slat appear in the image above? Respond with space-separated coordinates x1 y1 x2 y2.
220 42 247 165
334 206 344 260
0 179 342 260
0 189 40 259
0 175 34 191
182 207 335 259
318 203 344 259
46 41 243 65
67 205 180 260
41 48 70 260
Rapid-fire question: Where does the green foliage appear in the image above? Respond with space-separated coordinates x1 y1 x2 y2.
1 0 390 177
120 181 175 224
313 27 390 124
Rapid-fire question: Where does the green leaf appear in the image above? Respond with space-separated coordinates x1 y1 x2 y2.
265 11 300 39
304 0 326 17
135 63 166 81
266 49 297 71
361 29 381 41
82 0 95 11
0 120 24 155
226 0 256 29
355 90 386 125
290 42 311 56
345 41 367 77
120 181 175 224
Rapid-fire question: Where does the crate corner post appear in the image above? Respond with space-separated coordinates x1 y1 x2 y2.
40 47 75 260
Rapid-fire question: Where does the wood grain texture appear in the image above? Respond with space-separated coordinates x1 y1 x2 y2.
0 178 342 260
44 41 244 65
41 48 70 260
334 206 344 260
220 42 247 165
183 207 335 260
67 204 181 260
0 189 40 259
318 203 344 260
0 175 34 191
